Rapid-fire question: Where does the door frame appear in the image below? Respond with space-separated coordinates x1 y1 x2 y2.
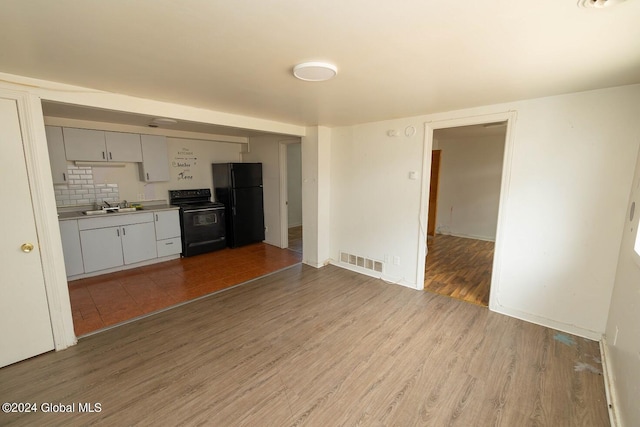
278 139 302 249
1 88 77 350
417 111 517 311
427 149 441 237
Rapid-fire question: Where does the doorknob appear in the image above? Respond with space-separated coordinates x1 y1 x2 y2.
21 243 34 253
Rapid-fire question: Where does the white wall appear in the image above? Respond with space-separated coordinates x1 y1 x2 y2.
435 134 505 241
243 135 284 247
302 126 331 268
287 143 303 227
330 85 640 338
604 147 640 427
331 121 424 286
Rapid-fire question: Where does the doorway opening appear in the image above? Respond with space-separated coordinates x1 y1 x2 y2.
424 121 508 306
279 140 303 254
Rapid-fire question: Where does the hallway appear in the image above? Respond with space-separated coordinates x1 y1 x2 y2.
424 234 494 306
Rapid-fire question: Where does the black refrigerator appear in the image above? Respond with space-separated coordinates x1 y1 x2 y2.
212 163 265 248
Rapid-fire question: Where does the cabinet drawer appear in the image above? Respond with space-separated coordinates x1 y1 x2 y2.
157 237 182 257
78 212 154 230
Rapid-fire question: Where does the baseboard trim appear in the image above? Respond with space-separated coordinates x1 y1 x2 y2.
600 337 621 427
436 231 496 242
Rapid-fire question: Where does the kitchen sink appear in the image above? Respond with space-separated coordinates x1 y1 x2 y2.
82 207 139 215
82 210 107 215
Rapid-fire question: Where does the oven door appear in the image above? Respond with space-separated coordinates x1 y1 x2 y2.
181 207 226 256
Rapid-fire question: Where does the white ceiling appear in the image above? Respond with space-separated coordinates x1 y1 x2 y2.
1 1 639 130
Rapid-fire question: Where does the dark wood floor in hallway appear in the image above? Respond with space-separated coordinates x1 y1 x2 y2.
69 243 302 336
0 264 609 426
425 234 494 306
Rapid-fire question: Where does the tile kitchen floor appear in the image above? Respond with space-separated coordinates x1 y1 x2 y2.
68 243 302 337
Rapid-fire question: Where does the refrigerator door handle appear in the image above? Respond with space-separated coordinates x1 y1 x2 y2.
231 190 237 216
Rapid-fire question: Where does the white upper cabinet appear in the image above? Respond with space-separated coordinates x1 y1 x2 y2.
63 128 143 162
45 126 68 184
140 135 170 182
104 131 143 162
63 128 107 161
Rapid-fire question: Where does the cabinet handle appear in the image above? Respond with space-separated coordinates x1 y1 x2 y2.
122 227 126 236
155 214 158 221
63 172 66 181
117 229 120 237
102 151 106 159
146 172 150 180
109 152 112 160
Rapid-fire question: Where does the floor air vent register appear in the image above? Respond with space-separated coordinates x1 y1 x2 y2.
340 252 384 273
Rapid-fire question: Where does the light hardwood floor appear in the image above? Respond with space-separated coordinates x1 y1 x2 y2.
425 234 494 306
0 265 609 426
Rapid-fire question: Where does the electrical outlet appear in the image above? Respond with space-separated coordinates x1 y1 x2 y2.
393 256 400 266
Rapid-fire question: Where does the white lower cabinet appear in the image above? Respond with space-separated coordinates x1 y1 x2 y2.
121 221 157 264
59 220 85 276
154 210 182 257
78 213 157 274
80 226 125 273
61 210 180 277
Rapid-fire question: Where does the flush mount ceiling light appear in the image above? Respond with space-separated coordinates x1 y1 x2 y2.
293 62 338 82
577 0 625 8
148 117 178 128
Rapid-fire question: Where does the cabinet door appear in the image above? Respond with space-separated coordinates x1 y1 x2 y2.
45 126 69 184
140 135 170 182
59 220 84 277
121 221 157 265
63 128 107 161
80 227 124 272
154 210 181 240
105 131 142 162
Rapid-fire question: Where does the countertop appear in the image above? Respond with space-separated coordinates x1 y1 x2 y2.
58 203 179 221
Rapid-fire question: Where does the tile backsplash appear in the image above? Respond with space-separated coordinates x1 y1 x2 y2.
54 166 120 207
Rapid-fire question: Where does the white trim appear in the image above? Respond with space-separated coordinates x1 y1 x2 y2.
279 142 289 249
495 303 601 341
3 88 77 350
0 71 306 137
419 111 517 300
329 260 418 290
66 254 180 281
435 231 496 242
600 337 621 427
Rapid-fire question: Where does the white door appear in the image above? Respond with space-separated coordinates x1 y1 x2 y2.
0 97 55 368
